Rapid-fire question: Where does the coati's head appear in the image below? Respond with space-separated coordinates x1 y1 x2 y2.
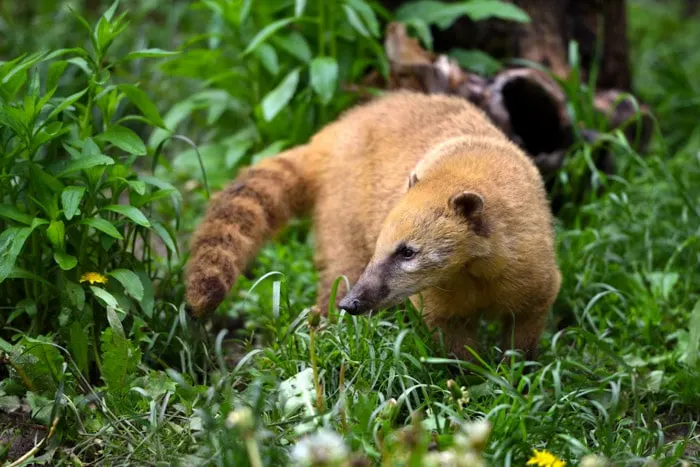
339 169 493 315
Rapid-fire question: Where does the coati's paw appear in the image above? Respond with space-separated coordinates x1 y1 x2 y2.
185 275 228 318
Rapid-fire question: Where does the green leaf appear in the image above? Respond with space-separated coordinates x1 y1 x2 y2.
47 220 66 249
119 84 166 128
345 0 380 37
70 321 89 376
273 32 312 62
136 270 155 318
79 218 123 239
100 327 141 394
45 88 88 122
396 0 530 30
9 335 65 394
108 269 144 301
254 43 280 76
90 285 120 309
448 48 502 76
243 18 296 56
0 224 45 283
104 0 120 21
343 4 370 37
65 280 85 310
56 154 115 177
0 205 33 225
53 251 77 270
295 0 307 16
95 125 147 155
261 68 300 121
152 221 179 256
101 204 151 228
123 48 179 60
61 186 86 220
310 57 339 105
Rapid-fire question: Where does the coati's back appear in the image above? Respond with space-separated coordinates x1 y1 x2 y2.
310 91 543 254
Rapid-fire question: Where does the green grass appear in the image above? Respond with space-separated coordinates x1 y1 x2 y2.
1 1 699 466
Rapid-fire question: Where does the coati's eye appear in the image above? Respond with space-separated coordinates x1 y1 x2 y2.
395 245 417 260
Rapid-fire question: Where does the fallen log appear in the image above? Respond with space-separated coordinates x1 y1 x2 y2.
354 22 653 212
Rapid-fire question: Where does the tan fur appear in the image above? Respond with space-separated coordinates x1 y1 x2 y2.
185 91 561 360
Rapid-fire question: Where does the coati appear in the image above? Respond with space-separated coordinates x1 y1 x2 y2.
185 91 561 360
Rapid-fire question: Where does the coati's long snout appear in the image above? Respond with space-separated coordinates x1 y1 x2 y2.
338 265 391 315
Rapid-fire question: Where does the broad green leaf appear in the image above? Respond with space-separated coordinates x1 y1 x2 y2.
65 280 85 310
243 18 296 56
0 205 33 225
95 125 147 155
0 224 45 283
46 220 66 249
123 48 179 60
56 154 115 177
125 179 146 195
449 48 502 76
119 84 166 128
108 269 144 301
90 285 120 309
261 68 300 121
70 321 89 375
254 43 280 76
396 0 529 30
61 186 86 220
136 271 154 318
102 204 151 228
79 218 123 239
310 57 339 105
273 32 312 62
106 305 125 336
100 327 141 394
53 251 77 270
9 335 64 394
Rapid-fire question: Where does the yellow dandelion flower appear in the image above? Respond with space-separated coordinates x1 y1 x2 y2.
527 449 566 467
80 272 108 285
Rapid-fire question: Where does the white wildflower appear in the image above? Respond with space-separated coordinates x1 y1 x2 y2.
580 454 609 467
290 428 348 466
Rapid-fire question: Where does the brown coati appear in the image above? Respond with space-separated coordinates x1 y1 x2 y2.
185 91 561 360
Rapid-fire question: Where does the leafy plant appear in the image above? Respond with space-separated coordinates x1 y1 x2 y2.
0 1 180 384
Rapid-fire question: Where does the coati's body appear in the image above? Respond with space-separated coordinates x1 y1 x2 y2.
185 91 561 360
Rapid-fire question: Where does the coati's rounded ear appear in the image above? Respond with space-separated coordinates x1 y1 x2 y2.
449 191 490 236
449 191 484 218
407 171 419 190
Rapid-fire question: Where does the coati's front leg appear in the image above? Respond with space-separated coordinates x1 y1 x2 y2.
500 309 549 361
427 315 480 361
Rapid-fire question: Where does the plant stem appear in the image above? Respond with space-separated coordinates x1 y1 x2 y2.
309 329 323 414
244 436 263 467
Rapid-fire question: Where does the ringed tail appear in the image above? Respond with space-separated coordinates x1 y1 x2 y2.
185 146 316 317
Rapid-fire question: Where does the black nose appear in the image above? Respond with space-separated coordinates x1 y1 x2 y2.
339 297 362 314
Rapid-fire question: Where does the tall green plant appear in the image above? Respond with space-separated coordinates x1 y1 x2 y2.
0 2 180 376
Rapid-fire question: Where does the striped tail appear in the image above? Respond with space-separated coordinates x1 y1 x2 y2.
185 146 315 317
